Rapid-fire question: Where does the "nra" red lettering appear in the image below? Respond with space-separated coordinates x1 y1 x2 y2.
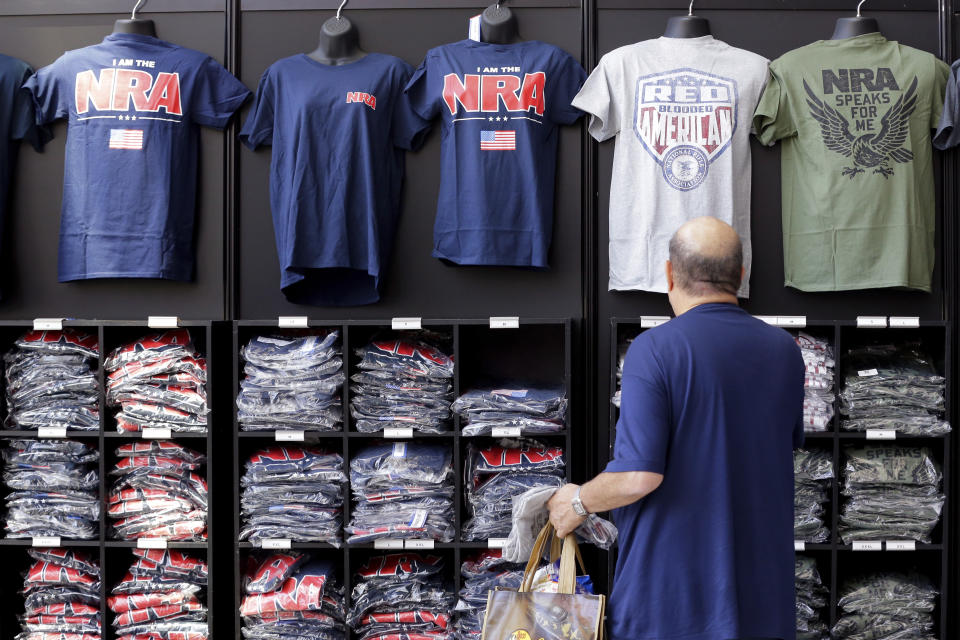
442 72 545 116
75 69 183 116
346 91 377 110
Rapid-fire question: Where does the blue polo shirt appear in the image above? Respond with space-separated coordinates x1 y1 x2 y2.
608 303 804 640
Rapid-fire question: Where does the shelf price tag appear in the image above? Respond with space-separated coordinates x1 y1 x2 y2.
777 316 807 328
858 369 879 377
33 318 64 331
889 317 920 328
137 538 168 549
392 317 422 330
37 427 67 439
374 539 404 550
275 430 305 442
405 539 435 550
492 427 522 438
886 540 916 551
278 316 309 328
488 538 509 549
866 429 896 440
490 317 520 329
384 427 414 439
856 316 887 328
32 536 61 548
754 316 778 325
852 541 882 551
261 539 292 550
142 428 172 440
148 316 179 329
793 541 806 552
640 316 671 328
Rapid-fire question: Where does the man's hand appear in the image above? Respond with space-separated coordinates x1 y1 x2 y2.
548 483 587 538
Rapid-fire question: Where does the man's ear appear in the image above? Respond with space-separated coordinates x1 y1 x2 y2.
666 260 674 292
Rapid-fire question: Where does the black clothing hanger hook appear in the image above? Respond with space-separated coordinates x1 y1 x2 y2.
336 0 348 21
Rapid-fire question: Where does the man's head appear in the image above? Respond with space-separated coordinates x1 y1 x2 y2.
666 217 744 313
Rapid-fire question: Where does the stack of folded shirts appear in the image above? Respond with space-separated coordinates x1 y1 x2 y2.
839 445 944 544
347 443 455 543
462 440 564 541
832 573 937 640
793 449 833 543
4 329 99 432
4 439 99 539
108 441 207 541
240 556 346 640
348 554 454 640
109 549 208 640
454 386 567 437
795 333 835 432
841 343 950 436
106 330 208 434
18 548 102 640
238 332 344 432
455 550 524 640
350 334 454 434
611 339 632 409
794 556 829 640
239 446 345 545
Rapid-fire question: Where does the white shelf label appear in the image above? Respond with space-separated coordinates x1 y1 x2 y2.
886 540 916 551
261 538 292 550
889 317 920 328
374 539 404 549
858 369 879 377
37 427 67 439
852 541 882 551
492 426 522 438
142 427 172 440
794 541 806 552
777 316 807 328
275 430 305 442
856 316 887 328
392 317 422 330
488 538 509 549
33 318 64 331
640 316 671 328
406 539 435 550
384 427 414 439
278 316 309 328
489 316 520 329
147 316 179 329
866 429 896 440
32 536 61 547
137 538 168 549
754 315 779 325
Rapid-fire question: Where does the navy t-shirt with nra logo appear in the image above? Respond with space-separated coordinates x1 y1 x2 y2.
23 33 250 282
240 53 427 306
405 39 585 268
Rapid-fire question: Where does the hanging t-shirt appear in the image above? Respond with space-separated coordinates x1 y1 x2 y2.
404 39 585 267
933 58 960 149
572 36 768 296
610 303 803 640
240 53 426 306
23 33 250 282
754 33 948 292
0 53 48 299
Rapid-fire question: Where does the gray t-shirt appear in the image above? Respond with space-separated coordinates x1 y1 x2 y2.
573 36 769 295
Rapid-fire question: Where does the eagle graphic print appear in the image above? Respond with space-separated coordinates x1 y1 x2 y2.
634 68 738 192
804 68 918 179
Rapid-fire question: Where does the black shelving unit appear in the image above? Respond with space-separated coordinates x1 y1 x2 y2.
0 319 218 640
610 316 953 640
231 318 573 640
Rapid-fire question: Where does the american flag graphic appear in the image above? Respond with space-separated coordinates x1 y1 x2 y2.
480 130 516 151
109 129 144 150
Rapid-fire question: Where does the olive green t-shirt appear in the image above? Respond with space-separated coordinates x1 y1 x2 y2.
754 34 948 292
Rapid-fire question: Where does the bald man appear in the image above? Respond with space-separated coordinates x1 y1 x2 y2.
548 217 804 640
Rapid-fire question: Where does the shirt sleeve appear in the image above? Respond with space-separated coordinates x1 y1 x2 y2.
391 63 432 151
191 56 252 129
238 69 274 149
546 51 586 125
752 63 797 145
571 55 619 142
932 59 955 149
605 337 671 475
11 64 52 151
403 54 440 122
22 58 70 126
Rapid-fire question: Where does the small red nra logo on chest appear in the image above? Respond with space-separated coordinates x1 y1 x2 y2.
346 91 376 110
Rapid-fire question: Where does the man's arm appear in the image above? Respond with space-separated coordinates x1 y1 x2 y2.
547 471 663 537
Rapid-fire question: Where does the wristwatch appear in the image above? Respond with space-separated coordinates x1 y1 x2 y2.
571 485 588 517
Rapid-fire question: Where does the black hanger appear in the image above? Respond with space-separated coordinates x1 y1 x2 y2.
113 0 157 36
831 0 880 39
480 1 520 45
307 0 368 65
664 0 711 38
